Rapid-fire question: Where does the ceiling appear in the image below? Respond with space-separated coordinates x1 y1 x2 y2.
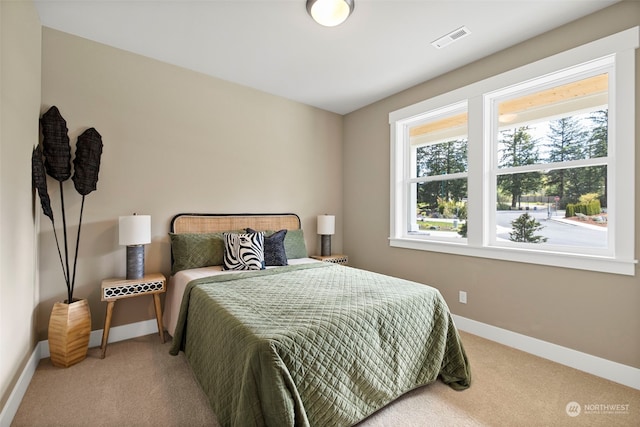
34 0 620 115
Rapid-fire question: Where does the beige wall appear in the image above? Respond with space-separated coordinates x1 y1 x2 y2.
343 1 640 368
38 28 343 339
0 0 41 411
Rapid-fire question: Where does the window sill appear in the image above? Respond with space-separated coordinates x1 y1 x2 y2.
389 237 636 276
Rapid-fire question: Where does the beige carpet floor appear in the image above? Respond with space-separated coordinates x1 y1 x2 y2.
11 331 640 426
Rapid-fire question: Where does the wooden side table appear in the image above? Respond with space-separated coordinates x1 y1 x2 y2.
100 273 166 358
311 254 349 265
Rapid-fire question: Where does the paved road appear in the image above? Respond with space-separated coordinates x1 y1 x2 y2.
496 210 607 248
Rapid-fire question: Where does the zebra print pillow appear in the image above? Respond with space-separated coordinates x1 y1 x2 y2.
222 232 265 270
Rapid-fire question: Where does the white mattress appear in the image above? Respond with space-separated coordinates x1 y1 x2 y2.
163 258 321 337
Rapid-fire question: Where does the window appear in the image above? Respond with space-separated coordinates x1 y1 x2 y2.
406 103 468 241
390 27 637 275
489 67 610 255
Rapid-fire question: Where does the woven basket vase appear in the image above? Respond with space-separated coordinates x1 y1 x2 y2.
48 299 91 368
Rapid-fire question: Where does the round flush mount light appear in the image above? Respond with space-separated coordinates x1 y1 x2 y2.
306 0 354 27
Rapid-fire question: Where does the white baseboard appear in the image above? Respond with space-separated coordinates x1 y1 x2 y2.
0 319 160 427
453 314 640 390
0 345 40 427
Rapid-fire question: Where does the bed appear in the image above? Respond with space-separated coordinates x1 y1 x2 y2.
166 213 471 426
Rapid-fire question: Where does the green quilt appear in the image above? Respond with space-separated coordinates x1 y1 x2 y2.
170 262 471 427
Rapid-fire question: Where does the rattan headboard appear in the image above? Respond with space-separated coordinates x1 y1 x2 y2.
170 213 301 234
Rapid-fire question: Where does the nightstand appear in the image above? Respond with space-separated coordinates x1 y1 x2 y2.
311 254 349 265
100 273 166 358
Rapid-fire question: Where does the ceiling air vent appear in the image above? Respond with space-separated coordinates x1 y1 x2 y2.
431 26 471 49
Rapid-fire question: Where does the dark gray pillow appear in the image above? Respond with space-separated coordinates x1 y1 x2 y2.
247 228 288 266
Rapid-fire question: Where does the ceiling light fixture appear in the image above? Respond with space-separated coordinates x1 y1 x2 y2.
307 0 354 27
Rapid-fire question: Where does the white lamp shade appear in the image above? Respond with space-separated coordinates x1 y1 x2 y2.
317 215 335 235
119 215 151 246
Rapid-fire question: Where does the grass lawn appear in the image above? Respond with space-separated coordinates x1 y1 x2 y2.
417 220 460 232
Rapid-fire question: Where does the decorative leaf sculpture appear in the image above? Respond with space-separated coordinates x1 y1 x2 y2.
31 145 54 221
33 106 104 303
70 127 103 296
40 106 71 182
72 128 103 196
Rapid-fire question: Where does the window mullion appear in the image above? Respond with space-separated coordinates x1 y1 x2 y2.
467 95 484 247
611 48 635 261
496 157 609 175
407 171 468 184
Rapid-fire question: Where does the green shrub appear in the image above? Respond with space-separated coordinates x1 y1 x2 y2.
587 199 601 216
575 203 587 215
579 193 600 204
437 198 467 219
567 199 601 217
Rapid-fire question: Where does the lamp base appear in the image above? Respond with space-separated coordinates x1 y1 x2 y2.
321 235 331 257
126 245 145 280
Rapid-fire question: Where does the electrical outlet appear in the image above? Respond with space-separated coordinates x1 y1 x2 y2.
459 291 467 304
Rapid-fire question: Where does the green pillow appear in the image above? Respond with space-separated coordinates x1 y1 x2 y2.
282 229 308 259
170 232 227 274
251 229 308 259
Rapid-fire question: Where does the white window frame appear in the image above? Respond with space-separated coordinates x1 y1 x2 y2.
405 101 468 240
487 58 612 256
389 27 638 276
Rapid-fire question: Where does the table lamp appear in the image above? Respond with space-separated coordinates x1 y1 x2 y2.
119 214 151 280
317 214 335 256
